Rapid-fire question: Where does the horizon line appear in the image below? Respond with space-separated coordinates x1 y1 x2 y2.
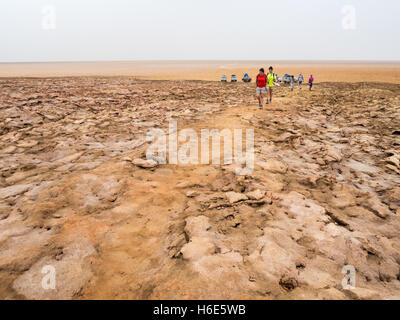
1 59 400 64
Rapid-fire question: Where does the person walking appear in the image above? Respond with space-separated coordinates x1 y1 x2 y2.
309 75 314 91
255 68 267 109
290 76 295 91
298 73 304 89
266 66 277 104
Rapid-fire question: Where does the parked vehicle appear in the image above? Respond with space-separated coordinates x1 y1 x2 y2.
231 75 237 82
282 73 298 84
221 75 227 82
282 74 291 84
242 73 252 83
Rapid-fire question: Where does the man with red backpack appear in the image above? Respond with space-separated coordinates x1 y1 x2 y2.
256 68 267 109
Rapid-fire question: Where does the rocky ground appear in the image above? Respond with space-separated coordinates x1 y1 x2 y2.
0 78 399 299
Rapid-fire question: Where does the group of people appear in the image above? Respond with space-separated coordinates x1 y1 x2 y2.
291 73 314 91
255 67 314 109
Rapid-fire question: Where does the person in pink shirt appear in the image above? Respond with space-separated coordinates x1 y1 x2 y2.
309 75 314 91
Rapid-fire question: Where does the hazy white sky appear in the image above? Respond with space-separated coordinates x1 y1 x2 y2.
1 0 399 62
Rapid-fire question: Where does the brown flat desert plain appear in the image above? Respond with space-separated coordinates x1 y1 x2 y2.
0 61 400 300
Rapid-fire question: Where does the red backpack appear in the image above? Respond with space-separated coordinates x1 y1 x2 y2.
256 74 267 88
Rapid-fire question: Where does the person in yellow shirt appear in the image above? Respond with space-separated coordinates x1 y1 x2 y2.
266 66 277 104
